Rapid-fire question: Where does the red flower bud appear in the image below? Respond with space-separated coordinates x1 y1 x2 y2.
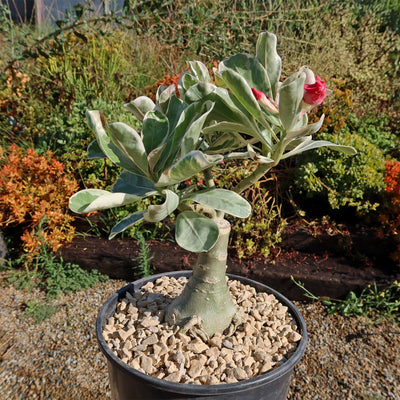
251 88 279 114
303 76 326 105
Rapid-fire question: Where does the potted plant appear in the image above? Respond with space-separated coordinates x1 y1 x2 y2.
69 32 355 399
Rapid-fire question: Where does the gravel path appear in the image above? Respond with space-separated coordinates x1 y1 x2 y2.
0 272 399 400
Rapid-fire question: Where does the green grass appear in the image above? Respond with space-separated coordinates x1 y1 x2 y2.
292 277 400 324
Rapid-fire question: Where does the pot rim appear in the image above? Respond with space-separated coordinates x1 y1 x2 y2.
96 270 308 395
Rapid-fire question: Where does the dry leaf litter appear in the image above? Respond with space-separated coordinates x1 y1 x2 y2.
1 272 399 399
103 276 302 384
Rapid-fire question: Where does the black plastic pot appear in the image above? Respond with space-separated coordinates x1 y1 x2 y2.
97 271 308 400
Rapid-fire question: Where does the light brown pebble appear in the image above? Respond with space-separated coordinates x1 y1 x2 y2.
188 359 205 378
140 355 153 374
209 335 222 349
140 316 160 328
243 356 255 367
164 370 182 382
222 339 234 349
233 367 248 381
288 331 302 343
142 333 158 346
186 340 208 354
117 326 136 341
173 351 185 365
205 347 219 360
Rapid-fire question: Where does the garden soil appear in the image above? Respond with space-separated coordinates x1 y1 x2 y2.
60 222 400 301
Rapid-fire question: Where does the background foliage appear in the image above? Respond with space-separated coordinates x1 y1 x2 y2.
0 0 399 266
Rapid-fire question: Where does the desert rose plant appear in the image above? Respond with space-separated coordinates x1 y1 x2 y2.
69 32 356 336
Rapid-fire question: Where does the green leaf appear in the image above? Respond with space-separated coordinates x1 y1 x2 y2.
279 74 305 131
156 85 176 114
184 189 251 218
175 212 219 252
124 96 155 122
157 151 223 187
256 32 281 99
181 101 214 156
155 101 202 172
87 140 106 159
183 82 216 103
220 53 271 97
282 139 357 159
163 95 187 135
109 210 145 240
178 72 198 97
147 144 166 175
184 84 258 136
69 189 141 214
220 68 264 121
111 171 157 196
247 144 274 164
203 130 246 154
107 122 148 175
86 110 145 175
142 110 169 154
144 190 179 222
188 61 210 82
284 115 325 143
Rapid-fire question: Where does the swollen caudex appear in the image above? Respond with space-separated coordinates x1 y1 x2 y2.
103 276 302 385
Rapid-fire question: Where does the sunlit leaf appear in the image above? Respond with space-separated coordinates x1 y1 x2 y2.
183 189 251 218
124 96 155 122
157 151 223 187
69 189 141 214
144 190 179 222
256 32 281 99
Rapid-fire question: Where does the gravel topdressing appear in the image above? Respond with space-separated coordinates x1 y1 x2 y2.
0 271 399 400
102 275 302 385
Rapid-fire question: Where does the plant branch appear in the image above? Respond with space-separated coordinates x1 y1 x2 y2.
204 168 224 219
232 162 273 195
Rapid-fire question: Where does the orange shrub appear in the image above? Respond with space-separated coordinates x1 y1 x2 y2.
380 159 400 265
0 145 78 258
143 73 182 101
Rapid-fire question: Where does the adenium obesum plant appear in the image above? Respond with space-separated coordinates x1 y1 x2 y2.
69 32 355 336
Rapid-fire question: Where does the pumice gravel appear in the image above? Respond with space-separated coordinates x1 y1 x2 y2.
103 276 302 384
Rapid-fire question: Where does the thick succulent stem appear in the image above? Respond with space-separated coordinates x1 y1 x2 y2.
165 218 237 336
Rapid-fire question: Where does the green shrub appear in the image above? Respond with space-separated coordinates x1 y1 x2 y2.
345 115 399 156
294 131 386 214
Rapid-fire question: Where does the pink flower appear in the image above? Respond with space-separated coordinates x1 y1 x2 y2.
303 75 326 105
251 88 279 114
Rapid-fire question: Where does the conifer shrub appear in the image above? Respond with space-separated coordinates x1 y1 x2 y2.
0 145 78 258
380 159 400 265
